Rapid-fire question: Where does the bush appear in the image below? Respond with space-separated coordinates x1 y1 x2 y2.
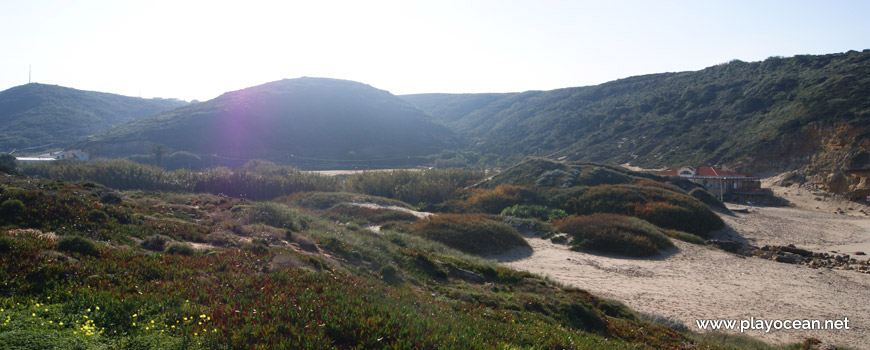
464 185 537 214
572 184 724 236
242 240 270 254
244 202 311 232
0 199 25 223
500 204 568 222
688 188 726 209
0 153 16 173
88 209 109 223
56 236 99 256
554 214 674 257
379 265 398 282
664 229 706 244
165 243 196 256
141 234 168 251
100 192 123 205
412 214 529 255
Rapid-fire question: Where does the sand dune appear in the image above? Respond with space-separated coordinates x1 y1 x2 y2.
493 206 870 347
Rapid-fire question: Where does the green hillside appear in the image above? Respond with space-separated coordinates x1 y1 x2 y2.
403 50 870 197
80 78 457 169
0 83 186 153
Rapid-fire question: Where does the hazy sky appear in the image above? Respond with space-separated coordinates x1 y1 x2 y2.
1 0 868 101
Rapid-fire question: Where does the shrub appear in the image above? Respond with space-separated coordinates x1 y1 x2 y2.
242 240 270 254
0 153 16 173
88 209 109 223
412 214 529 255
573 184 724 236
141 234 168 251
379 265 399 282
464 185 537 214
0 199 25 223
244 202 310 232
664 229 706 244
500 204 568 222
56 236 99 256
100 192 123 205
165 243 196 256
688 187 726 209
554 214 674 257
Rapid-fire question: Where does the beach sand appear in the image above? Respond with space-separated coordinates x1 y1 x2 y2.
493 203 870 347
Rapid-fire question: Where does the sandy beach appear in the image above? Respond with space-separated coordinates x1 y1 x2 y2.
492 192 870 347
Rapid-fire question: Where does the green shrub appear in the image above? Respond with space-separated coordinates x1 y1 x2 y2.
100 192 123 205
56 236 99 256
0 236 15 253
0 199 25 223
464 185 537 214
412 214 529 255
141 234 168 251
164 243 196 256
688 187 726 209
664 229 706 244
88 209 109 223
554 214 674 257
500 204 568 221
572 184 724 236
244 202 310 232
379 265 398 282
242 240 270 254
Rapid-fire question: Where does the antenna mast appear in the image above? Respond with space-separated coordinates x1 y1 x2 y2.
29 64 31 84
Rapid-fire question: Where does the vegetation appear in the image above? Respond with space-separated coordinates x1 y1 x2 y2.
411 214 529 255
0 172 761 350
0 83 185 153
0 153 16 173
500 204 569 222
554 214 675 257
406 51 870 179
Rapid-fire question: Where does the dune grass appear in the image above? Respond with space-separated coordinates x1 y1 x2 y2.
554 213 675 257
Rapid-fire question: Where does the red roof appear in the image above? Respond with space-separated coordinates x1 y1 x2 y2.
659 166 745 177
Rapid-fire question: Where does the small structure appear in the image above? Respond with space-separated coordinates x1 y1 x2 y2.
659 166 764 198
16 149 90 164
56 150 90 160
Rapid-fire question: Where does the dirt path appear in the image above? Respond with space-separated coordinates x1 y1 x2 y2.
493 208 870 347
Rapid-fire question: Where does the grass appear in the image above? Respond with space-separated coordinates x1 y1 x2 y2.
0 165 796 349
411 214 530 256
554 214 675 257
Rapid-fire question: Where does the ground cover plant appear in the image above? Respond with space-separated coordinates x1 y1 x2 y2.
0 172 777 349
554 214 675 257
411 214 529 256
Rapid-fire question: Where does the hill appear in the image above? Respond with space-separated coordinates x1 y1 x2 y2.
79 78 457 168
403 50 870 200
0 83 186 154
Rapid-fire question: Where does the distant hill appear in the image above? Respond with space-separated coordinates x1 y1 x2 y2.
0 83 186 153
80 78 457 168
403 50 870 199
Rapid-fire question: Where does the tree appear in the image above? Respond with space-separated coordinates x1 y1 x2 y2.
0 153 16 173
150 144 166 168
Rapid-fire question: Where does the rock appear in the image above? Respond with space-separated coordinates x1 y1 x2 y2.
707 240 744 253
447 266 486 283
775 255 796 264
761 245 770 251
855 251 866 256
780 245 813 257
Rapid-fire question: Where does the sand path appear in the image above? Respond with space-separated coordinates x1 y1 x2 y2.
493 207 870 347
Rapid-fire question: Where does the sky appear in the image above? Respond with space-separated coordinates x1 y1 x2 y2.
1 0 868 102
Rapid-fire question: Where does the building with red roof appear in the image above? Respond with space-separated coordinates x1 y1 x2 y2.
659 166 763 198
